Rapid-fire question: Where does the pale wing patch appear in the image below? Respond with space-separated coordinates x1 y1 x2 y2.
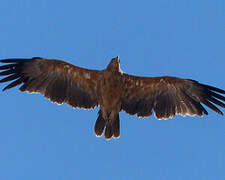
118 63 124 74
84 73 91 79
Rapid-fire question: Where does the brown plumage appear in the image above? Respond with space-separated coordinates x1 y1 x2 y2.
0 56 225 140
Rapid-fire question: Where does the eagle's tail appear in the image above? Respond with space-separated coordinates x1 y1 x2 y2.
94 110 120 140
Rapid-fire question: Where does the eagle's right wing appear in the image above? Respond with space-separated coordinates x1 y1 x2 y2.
0 57 102 109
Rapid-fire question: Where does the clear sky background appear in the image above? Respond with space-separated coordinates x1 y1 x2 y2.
0 1 224 180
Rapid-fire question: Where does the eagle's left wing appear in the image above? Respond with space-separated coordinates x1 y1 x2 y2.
0 57 102 109
121 74 225 119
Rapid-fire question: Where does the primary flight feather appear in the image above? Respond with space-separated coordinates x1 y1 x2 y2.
0 56 224 140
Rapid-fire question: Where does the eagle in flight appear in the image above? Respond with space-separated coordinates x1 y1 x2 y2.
0 57 224 139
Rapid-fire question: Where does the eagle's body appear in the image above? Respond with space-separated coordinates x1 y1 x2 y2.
96 59 124 138
0 56 225 139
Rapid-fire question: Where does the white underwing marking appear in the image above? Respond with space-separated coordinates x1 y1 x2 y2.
67 68 72 74
65 65 70 68
155 111 199 120
118 63 124 74
25 91 39 94
159 79 166 83
84 73 90 79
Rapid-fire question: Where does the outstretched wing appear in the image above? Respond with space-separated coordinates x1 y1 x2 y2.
122 74 225 119
0 57 102 109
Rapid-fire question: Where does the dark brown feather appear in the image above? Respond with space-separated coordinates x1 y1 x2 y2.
0 74 21 83
202 100 223 115
104 125 113 140
3 78 25 91
122 74 225 119
112 114 120 138
209 91 225 101
201 83 225 94
94 110 105 137
0 57 102 109
207 96 225 108
0 69 17 76
0 64 17 70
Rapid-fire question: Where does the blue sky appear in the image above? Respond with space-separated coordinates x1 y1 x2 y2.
0 0 224 179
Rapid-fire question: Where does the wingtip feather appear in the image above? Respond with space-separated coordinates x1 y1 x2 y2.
201 83 225 94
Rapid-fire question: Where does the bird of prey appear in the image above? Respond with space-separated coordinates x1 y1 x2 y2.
0 56 224 140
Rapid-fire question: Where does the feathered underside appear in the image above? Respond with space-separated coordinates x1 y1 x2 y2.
121 74 225 119
0 57 224 120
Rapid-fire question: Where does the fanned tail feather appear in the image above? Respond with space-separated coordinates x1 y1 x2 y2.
94 110 120 140
94 110 105 137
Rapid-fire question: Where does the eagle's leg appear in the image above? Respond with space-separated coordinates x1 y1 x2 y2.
94 109 120 139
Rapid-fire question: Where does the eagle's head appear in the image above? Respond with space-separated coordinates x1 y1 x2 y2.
106 56 123 73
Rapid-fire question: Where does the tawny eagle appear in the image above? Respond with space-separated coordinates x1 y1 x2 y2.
0 57 224 140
